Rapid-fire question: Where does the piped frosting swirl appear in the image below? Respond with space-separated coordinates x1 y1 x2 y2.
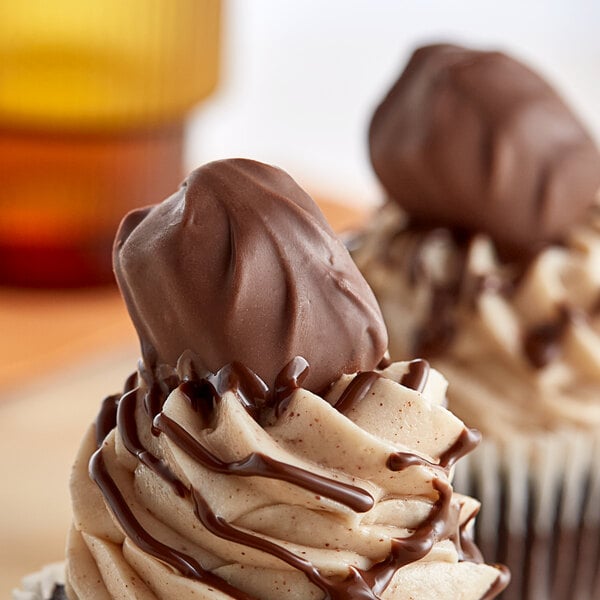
353 201 600 438
66 359 507 599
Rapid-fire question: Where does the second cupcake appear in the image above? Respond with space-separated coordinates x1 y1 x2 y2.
353 43 600 600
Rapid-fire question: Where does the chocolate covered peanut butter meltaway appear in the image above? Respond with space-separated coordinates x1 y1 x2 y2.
16 159 507 599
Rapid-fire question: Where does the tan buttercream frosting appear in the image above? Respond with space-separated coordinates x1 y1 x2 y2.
65 359 505 599
353 201 600 441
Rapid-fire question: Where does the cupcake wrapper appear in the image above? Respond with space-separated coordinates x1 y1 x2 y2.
453 433 600 600
12 563 66 600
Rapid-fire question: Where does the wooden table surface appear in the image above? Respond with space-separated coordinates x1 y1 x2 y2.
0 200 365 597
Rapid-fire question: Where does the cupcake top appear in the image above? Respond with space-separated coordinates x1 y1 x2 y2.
67 356 507 599
66 159 507 599
354 44 600 439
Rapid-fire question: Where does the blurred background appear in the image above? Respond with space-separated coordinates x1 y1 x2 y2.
1 0 599 595
194 0 600 204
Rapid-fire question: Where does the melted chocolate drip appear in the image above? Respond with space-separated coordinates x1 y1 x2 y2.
178 358 306 422
387 427 480 472
406 228 473 358
89 449 257 600
399 358 430 392
386 451 438 472
273 355 310 416
117 388 187 497
399 221 582 372
95 394 119 447
89 361 506 600
154 412 374 513
438 427 482 470
334 371 382 413
402 223 585 374
481 565 511 600
414 287 459 357
389 222 521 362
209 362 270 417
359 478 457 595
376 355 392 369
124 371 138 393
143 373 180 429
179 379 219 425
334 359 431 414
457 508 484 564
190 478 457 600
191 488 340 598
522 306 576 369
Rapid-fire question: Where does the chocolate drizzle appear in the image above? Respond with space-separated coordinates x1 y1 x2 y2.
143 371 180 431
89 449 258 600
522 306 578 369
391 217 582 372
95 373 138 446
335 358 431 416
357 478 457 596
94 394 120 447
190 477 456 600
334 371 382 413
88 360 506 599
481 565 512 600
273 355 310 416
401 227 474 358
154 412 374 513
387 427 481 473
413 288 458 357
399 358 430 392
439 427 482 470
457 508 484 564
117 387 188 498
49 585 67 600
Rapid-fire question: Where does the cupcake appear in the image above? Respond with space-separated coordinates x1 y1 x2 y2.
353 44 600 599
15 159 507 599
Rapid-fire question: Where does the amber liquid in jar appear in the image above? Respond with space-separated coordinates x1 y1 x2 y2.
0 124 184 287
0 0 220 287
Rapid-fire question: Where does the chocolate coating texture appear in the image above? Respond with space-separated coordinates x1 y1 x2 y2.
114 158 387 392
369 44 600 258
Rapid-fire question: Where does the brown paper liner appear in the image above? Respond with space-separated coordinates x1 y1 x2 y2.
453 432 600 600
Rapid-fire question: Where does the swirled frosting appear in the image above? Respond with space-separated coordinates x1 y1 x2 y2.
353 201 600 439
66 358 507 599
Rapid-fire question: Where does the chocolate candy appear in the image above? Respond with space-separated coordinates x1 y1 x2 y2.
370 44 600 258
114 158 387 391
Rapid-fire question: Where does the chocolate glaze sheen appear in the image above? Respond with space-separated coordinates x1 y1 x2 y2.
369 44 600 259
114 159 387 392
